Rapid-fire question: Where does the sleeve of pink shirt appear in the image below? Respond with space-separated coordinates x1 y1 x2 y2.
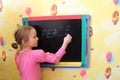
32 47 66 63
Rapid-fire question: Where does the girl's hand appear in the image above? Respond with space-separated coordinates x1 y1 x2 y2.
64 34 72 44
61 34 72 49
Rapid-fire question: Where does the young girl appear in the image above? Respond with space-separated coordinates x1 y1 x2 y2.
12 26 72 80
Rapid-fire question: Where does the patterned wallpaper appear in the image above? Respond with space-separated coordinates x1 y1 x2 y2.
0 0 120 80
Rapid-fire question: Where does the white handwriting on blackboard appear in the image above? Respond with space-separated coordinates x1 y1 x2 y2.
41 26 71 39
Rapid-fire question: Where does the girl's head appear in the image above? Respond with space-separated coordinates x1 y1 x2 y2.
12 26 39 50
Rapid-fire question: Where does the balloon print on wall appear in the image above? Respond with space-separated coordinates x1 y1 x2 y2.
80 69 86 77
0 36 6 47
0 36 3 46
106 52 114 63
2 39 6 47
113 0 120 5
25 7 32 16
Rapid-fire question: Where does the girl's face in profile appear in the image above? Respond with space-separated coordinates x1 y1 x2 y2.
26 28 39 49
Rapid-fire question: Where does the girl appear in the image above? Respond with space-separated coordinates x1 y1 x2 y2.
12 26 72 80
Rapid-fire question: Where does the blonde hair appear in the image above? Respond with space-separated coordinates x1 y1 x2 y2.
11 26 35 49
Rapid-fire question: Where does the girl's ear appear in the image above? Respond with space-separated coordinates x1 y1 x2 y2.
21 39 26 45
21 39 28 47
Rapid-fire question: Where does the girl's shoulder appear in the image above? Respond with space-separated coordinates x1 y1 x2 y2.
30 49 45 54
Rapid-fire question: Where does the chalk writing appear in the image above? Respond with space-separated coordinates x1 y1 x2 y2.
41 25 71 39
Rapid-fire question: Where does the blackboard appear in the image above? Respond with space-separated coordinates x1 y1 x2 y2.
22 15 90 68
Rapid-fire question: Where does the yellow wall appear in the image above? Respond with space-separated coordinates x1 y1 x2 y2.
0 0 120 80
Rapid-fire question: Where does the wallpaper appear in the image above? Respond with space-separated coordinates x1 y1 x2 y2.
0 0 120 80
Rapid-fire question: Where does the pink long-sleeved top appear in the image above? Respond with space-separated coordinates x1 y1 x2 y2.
15 48 66 80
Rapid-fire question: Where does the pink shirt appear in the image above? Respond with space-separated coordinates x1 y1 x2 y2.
15 48 66 80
